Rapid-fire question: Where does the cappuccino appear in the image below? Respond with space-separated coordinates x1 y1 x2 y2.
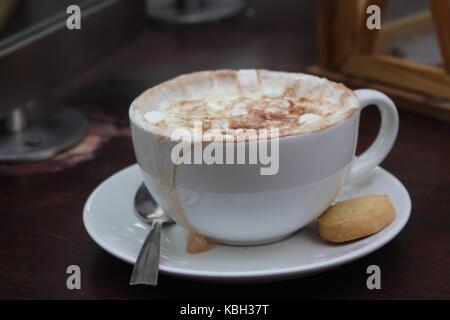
130 69 399 249
131 70 358 141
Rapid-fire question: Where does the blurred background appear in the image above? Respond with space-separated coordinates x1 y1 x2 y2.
0 0 442 167
0 0 444 167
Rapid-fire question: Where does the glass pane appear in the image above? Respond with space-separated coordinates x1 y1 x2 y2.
378 0 442 67
383 0 429 22
0 0 99 50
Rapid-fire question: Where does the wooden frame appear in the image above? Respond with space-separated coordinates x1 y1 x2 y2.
311 0 450 122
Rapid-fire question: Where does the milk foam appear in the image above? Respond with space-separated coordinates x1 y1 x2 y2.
131 70 358 139
144 110 165 124
298 113 322 125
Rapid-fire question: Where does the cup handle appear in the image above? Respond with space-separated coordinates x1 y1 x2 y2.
346 89 399 183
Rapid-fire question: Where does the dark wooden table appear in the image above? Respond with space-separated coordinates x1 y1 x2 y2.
1 1 449 300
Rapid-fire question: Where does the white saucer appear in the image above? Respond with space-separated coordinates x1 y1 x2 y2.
83 164 411 282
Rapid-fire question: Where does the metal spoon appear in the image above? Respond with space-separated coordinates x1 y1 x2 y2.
130 183 174 286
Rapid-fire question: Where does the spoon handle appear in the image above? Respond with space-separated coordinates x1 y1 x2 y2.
129 221 162 286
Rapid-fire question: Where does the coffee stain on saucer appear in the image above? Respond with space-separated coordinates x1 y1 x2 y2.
186 232 217 254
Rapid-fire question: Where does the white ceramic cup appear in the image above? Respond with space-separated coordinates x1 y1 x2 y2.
130 87 398 245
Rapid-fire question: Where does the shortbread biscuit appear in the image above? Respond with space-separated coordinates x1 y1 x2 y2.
317 195 396 243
